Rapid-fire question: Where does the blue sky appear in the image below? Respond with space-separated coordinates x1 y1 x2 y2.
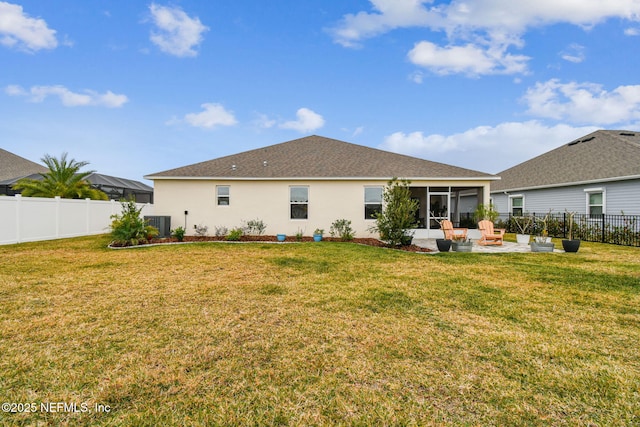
2 1 640 182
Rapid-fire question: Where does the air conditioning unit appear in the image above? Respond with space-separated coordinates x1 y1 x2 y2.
144 216 171 238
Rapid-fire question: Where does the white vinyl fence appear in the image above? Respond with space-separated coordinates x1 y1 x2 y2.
0 195 154 245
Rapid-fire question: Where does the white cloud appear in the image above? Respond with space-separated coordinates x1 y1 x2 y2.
560 43 586 63
380 121 600 173
149 3 208 57
279 108 325 133
624 27 640 36
326 0 434 48
329 0 640 75
253 113 276 129
407 41 529 76
0 1 57 52
5 84 128 107
522 79 640 125
183 103 237 129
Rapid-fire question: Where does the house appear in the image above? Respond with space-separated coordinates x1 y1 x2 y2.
145 135 498 237
0 149 154 202
491 130 640 217
0 148 48 195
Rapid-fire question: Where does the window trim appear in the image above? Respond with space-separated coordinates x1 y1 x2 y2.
584 187 605 218
289 186 309 220
364 186 383 220
216 185 230 206
509 194 524 216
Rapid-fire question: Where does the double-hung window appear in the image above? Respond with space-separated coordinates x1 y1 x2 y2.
217 186 230 206
586 189 604 217
510 196 524 216
290 186 308 219
364 187 383 219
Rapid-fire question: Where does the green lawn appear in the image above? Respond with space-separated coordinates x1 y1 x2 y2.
0 236 639 426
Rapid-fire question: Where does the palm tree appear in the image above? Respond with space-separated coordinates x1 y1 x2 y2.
12 153 108 200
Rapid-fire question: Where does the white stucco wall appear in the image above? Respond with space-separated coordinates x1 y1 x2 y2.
153 178 492 237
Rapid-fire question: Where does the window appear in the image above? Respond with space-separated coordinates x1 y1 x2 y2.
586 190 604 217
217 186 230 206
510 196 524 216
364 187 383 219
290 186 308 219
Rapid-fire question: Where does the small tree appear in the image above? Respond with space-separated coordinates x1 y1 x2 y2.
110 199 158 246
371 178 419 246
473 203 499 223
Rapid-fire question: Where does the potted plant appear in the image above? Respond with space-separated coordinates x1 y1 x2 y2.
512 214 532 244
313 228 324 242
401 232 414 246
562 211 581 252
431 211 452 252
530 235 554 252
531 211 554 252
451 236 473 252
276 233 286 242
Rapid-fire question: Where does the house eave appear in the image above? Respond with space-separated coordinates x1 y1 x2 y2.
145 175 499 182
491 174 640 194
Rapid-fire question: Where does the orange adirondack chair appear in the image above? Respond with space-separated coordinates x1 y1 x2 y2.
441 219 468 240
478 220 505 245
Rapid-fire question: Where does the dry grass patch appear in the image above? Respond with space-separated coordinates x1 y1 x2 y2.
0 236 639 426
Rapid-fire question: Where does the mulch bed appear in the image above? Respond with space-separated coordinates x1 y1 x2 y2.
110 235 432 252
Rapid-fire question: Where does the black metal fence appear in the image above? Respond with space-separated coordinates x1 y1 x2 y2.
459 212 640 247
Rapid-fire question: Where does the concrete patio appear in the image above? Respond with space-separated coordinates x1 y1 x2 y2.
412 239 563 253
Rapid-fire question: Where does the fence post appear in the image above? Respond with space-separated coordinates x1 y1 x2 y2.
55 196 61 239
601 213 606 243
86 198 91 235
15 194 22 243
563 212 566 238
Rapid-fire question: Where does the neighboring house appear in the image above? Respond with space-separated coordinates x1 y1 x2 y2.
0 148 48 195
145 135 498 237
0 149 153 203
491 130 640 217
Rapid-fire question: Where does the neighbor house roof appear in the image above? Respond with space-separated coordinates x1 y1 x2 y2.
146 135 497 181
491 130 640 193
0 148 48 181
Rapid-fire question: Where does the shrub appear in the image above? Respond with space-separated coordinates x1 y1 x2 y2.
473 203 499 223
226 227 243 241
110 199 158 246
370 178 419 246
171 226 186 242
244 219 267 235
330 219 355 241
194 224 209 237
214 226 228 237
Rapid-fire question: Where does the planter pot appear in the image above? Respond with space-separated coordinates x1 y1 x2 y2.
436 238 452 252
531 242 554 252
276 234 286 242
313 234 323 242
562 239 581 253
516 234 530 244
401 235 414 246
452 241 473 252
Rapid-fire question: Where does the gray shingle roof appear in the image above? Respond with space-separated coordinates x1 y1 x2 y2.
491 130 640 192
0 148 48 182
146 135 495 180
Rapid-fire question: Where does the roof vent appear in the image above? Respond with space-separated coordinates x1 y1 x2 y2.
263 160 268 167
620 132 636 136
231 164 237 171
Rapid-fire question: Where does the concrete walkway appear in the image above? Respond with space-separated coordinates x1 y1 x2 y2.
413 239 563 253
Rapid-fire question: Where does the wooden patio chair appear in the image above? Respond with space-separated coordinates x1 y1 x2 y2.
441 219 468 240
477 220 505 245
